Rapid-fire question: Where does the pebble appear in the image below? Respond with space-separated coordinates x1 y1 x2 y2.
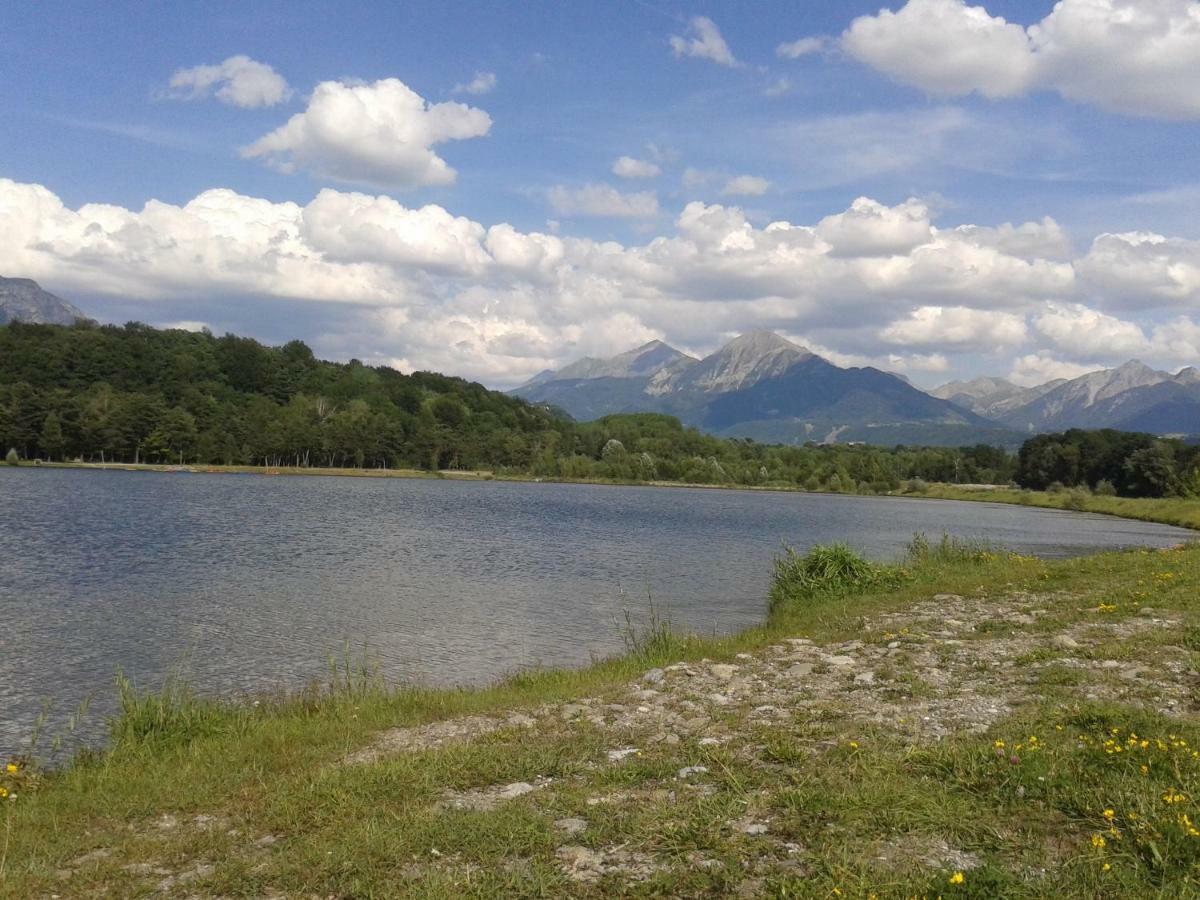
826 655 856 667
853 671 876 685
1052 635 1080 650
677 766 709 778
710 664 738 681
643 668 665 685
787 663 814 677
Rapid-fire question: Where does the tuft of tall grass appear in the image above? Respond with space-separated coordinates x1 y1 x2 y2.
768 543 895 616
905 532 997 565
619 596 687 665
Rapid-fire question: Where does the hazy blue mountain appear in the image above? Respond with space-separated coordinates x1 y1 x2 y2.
999 361 1199 435
930 375 1065 419
0 277 86 325
514 332 1008 446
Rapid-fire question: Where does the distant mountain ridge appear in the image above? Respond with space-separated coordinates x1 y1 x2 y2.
932 362 1200 437
514 332 1011 447
0 277 87 326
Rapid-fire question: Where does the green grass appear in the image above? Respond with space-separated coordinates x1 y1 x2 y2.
906 483 1200 531
2 540 1199 896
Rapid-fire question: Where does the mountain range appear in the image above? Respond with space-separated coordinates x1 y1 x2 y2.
0 277 87 326
514 332 1015 446
932 363 1200 436
516 334 1200 445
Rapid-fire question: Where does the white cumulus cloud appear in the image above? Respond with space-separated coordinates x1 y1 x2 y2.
882 305 1027 349
3 177 1196 386
452 71 497 95
720 175 769 197
843 0 1200 119
167 55 292 108
669 16 738 66
241 78 491 189
547 183 659 218
612 156 661 179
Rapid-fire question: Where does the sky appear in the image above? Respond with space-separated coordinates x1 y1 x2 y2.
2 0 1200 389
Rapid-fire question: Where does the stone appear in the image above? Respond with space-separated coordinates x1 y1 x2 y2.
707 692 731 706
737 822 769 835
606 748 639 763
826 655 856 667
554 817 587 835
677 765 709 778
1052 635 1080 651
498 782 536 800
642 668 665 685
710 664 738 681
787 663 814 677
853 671 876 685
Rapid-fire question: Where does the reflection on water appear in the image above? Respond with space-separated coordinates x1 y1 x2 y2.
0 467 1191 754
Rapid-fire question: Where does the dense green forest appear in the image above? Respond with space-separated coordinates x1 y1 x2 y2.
1015 429 1200 498
3 321 1196 497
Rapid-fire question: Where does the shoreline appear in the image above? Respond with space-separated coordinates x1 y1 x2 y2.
14 458 1200 531
4 541 1198 896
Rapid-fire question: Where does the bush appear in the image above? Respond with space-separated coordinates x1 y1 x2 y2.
1094 479 1117 496
1046 481 1067 494
1063 488 1090 511
5 448 18 466
902 478 929 493
768 543 881 614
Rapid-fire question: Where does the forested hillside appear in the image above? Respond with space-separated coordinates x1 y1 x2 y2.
0 321 1021 490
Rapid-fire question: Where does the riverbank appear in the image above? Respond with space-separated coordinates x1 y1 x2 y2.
18 459 1200 531
3 541 1199 897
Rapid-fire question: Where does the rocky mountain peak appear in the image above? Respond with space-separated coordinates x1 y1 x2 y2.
0 276 87 326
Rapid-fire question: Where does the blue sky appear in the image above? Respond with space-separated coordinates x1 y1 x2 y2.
2 0 1200 388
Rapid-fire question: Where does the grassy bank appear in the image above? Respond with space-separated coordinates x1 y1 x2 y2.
3 538 1199 897
904 483 1200 531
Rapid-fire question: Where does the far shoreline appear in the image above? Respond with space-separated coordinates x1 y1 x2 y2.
10 458 1200 532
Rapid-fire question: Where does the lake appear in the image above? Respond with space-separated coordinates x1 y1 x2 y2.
0 467 1193 756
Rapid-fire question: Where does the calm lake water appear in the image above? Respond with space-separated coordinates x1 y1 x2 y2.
0 467 1193 755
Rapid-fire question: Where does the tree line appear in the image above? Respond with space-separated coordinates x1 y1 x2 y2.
1014 429 1200 498
2 321 1193 498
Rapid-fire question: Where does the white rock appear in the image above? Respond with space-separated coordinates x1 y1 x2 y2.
677 766 709 778
710 664 738 681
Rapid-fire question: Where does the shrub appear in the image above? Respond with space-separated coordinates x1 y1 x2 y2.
1046 480 1067 494
768 543 881 614
902 478 929 493
1094 479 1118 496
5 448 18 466
1063 488 1090 511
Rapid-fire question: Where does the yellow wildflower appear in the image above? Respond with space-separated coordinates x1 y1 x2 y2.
949 871 965 885
4 762 17 774
1091 833 1107 849
849 741 859 750
1103 809 1115 821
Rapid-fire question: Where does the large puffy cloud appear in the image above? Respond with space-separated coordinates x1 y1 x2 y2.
1032 302 1150 357
881 305 1027 349
844 0 1036 99
1 176 1196 386
816 197 932 257
242 79 491 189
167 56 292 108
844 0 1200 120
1076 232 1200 308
